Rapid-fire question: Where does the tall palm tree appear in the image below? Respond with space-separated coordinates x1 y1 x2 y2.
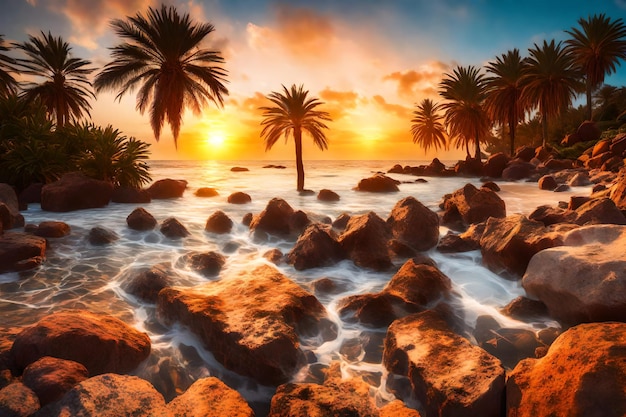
439 65 490 160
485 49 529 156
95 5 228 147
15 31 94 127
0 35 18 98
260 84 331 191
565 14 626 121
410 98 447 153
520 40 581 147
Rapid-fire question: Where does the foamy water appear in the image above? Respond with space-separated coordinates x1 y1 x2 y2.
0 160 591 410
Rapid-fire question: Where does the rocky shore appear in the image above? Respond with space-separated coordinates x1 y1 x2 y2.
1 145 626 416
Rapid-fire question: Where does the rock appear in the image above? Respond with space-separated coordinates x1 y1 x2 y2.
592 140 610 157
41 172 113 212
568 196 591 210
502 161 535 180
157 265 335 385
147 179 187 199
332 213 351 230
111 186 151 203
317 189 340 202
514 146 535 162
0 232 46 273
231 166 249 172
0 184 24 229
523 224 626 324
380 400 423 417
561 132 582 146
126 207 157 231
480 214 562 277
18 183 43 205
0 382 40 417
477 326 545 370
507 322 626 417
537 175 557 191
22 356 89 406
610 170 626 210
425 157 446 175
88 226 119 245
194 187 218 197
500 296 549 320
454 158 484 176
241 212 253 226
553 184 570 192
481 181 500 191
166 377 254 417
436 231 480 253
34 221 70 238
263 248 284 264
574 197 626 225
36 374 166 417
338 212 391 271
205 210 233 234
610 133 626 155
355 174 400 192
160 217 190 239
443 183 506 226
483 152 509 178
383 311 505 417
124 264 175 303
576 120 601 142
568 171 591 186
543 158 573 171
227 191 251 204
287 224 344 270
177 251 225 277
388 164 404 174
387 196 439 252
250 198 298 237
10 310 151 375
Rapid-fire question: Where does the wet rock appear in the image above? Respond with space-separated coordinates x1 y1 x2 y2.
483 152 509 178
610 169 626 210
157 265 335 386
355 174 400 192
0 184 24 229
33 221 70 238
250 198 302 237
317 189 340 202
387 196 439 252
528 205 576 226
568 171 591 186
241 212 253 226
166 377 254 417
574 197 626 225
437 231 480 253
500 296 549 320
231 166 249 172
205 210 233 234
126 207 157 231
442 183 506 227
523 224 626 324
111 186 151 203
554 184 570 192
0 232 46 273
160 217 190 239
383 310 504 417
568 196 591 210
309 277 348 296
331 213 351 230
124 264 175 303
507 322 626 417
22 356 89 406
41 172 113 212
177 251 225 277
227 192 251 204
36 374 166 417
481 181 500 191
88 226 119 245
537 175 557 191
425 157 446 175
194 187 218 197
502 161 535 180
338 212 391 271
147 178 187 199
10 310 151 375
287 224 344 270
0 382 40 417
263 248 284 264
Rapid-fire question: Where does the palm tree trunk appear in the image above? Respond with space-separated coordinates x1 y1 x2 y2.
586 78 593 121
294 127 305 191
465 140 470 159
474 129 481 161
541 111 548 147
509 119 516 156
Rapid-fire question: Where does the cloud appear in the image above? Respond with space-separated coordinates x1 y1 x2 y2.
372 95 411 119
383 61 449 98
319 87 359 120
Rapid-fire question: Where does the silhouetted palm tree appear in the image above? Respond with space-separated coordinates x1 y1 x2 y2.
95 5 228 147
410 98 447 153
565 14 626 120
521 40 581 146
439 65 490 160
0 35 18 98
15 31 94 127
485 49 529 156
260 84 331 191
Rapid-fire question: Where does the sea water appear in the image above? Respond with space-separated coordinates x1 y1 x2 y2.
0 159 591 410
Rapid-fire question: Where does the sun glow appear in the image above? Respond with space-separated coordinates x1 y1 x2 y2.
207 131 227 148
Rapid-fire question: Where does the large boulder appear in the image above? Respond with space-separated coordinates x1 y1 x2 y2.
442 183 506 227
483 152 509 178
41 172 113 212
507 322 626 417
146 179 187 199
111 186 151 203
574 197 626 225
157 265 336 386
383 311 505 417
205 210 233 234
287 224 344 270
576 120 601 142
0 232 46 273
0 183 24 229
126 207 157 231
502 161 535 180
10 310 151 375
355 174 400 192
22 356 89 406
338 212 391 271
387 196 439 252
523 224 626 324
166 377 254 417
250 198 300 237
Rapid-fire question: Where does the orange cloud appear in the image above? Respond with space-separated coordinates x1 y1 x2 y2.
372 95 411 119
383 61 450 98
319 87 359 120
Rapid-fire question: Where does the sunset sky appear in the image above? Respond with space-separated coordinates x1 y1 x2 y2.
2 0 626 160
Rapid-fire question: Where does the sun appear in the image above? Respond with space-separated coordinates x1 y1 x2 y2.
206 131 226 147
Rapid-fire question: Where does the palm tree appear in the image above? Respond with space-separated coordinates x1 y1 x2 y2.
565 14 626 121
439 65 490 160
520 40 581 147
14 31 94 127
410 98 447 153
485 49 529 156
0 35 18 98
95 5 228 147
260 84 331 191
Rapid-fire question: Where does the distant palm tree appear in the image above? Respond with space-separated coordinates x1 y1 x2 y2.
521 40 581 147
0 35 18 98
485 49 529 156
439 65 490 160
95 5 228 147
260 84 331 191
410 98 447 153
15 31 94 127
565 14 626 121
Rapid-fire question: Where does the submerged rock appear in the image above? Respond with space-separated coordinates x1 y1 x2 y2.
177 251 226 277
88 226 119 245
124 264 176 303
126 207 157 231
355 174 400 192
34 221 70 238
227 191 252 204
159 217 190 239
0 232 46 273
317 189 340 202
194 187 219 197
205 210 233 234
